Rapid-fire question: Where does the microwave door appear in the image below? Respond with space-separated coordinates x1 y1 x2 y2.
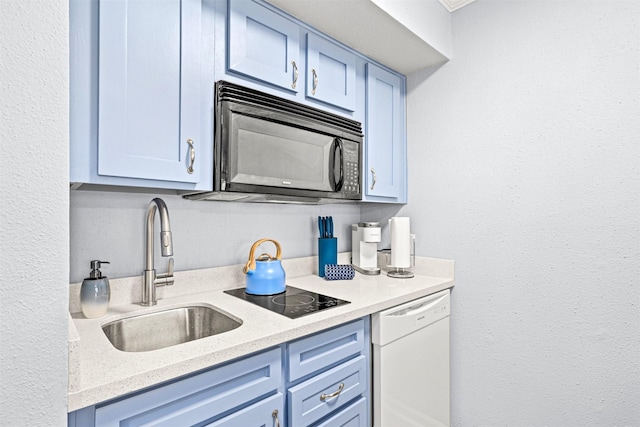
227 113 334 192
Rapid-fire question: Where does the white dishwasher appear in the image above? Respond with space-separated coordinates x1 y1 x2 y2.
372 288 450 427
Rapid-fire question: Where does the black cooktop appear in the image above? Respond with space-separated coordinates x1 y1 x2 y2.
224 286 350 319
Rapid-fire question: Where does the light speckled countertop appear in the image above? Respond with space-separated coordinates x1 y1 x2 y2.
68 254 454 412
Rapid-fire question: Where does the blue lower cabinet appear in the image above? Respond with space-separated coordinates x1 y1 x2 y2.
288 356 367 426
94 347 281 427
286 318 370 427
205 393 284 427
288 319 365 382
314 397 368 427
68 318 370 427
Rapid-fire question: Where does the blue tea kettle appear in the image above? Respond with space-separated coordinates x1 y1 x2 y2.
243 239 286 295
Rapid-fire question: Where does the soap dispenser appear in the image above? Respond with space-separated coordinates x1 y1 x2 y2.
80 260 111 319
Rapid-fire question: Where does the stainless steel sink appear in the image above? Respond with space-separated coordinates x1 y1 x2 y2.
102 305 242 352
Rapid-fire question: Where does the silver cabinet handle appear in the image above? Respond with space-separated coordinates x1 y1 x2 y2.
311 68 318 95
272 409 281 427
291 60 298 89
320 382 344 401
187 138 195 174
370 168 377 190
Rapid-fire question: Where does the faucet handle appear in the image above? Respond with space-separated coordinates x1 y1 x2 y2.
166 257 174 276
155 258 174 287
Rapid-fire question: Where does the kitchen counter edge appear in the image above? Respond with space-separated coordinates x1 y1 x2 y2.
67 255 454 412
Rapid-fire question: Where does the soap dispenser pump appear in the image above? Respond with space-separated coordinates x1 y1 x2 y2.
80 260 111 319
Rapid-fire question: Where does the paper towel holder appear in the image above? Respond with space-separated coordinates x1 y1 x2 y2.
387 233 415 278
387 217 415 279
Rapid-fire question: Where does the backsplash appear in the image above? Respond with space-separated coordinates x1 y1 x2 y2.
69 190 362 283
68 253 454 313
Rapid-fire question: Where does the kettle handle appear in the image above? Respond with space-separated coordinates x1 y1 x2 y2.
243 238 282 273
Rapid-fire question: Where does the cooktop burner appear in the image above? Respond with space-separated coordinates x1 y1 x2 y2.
224 286 350 319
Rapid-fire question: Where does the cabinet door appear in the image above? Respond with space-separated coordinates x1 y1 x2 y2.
364 63 406 203
205 393 284 427
228 0 301 92
306 33 357 112
94 347 281 427
98 0 201 184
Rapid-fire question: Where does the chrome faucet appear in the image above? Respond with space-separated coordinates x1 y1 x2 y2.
142 198 174 306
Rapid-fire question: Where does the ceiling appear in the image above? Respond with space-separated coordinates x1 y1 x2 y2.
439 0 476 12
265 0 478 74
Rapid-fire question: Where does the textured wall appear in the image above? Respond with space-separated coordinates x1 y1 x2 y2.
15 0 636 424
0 1 70 425
364 0 640 425
70 191 361 283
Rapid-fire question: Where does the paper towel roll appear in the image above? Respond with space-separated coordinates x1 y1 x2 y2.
389 217 411 268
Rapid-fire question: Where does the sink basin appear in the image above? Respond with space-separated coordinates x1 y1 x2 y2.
102 305 242 352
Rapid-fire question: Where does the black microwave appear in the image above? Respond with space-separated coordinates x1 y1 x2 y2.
184 81 362 203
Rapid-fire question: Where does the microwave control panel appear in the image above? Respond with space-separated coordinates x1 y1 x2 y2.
342 141 360 194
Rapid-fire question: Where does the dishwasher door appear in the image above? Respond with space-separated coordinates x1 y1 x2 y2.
372 289 450 427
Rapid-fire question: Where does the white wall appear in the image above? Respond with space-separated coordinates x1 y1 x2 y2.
364 0 640 425
2 0 637 425
371 0 453 59
0 1 70 425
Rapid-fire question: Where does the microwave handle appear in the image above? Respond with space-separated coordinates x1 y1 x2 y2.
331 138 344 191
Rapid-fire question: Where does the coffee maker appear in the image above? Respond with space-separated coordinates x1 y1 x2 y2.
351 222 381 275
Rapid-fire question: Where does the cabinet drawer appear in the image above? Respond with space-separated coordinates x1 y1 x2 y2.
314 397 367 427
288 355 367 426
206 392 284 427
94 347 281 427
288 319 365 381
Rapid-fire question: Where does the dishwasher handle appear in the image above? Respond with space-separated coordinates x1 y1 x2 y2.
372 289 450 346
388 292 448 319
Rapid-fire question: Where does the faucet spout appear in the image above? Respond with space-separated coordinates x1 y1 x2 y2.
142 198 174 306
146 198 173 268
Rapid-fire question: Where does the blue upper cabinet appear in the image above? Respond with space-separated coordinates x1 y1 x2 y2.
70 0 404 199
70 0 213 191
227 0 301 93
224 0 358 115
98 0 201 183
306 33 357 112
223 1 408 204
363 63 407 203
